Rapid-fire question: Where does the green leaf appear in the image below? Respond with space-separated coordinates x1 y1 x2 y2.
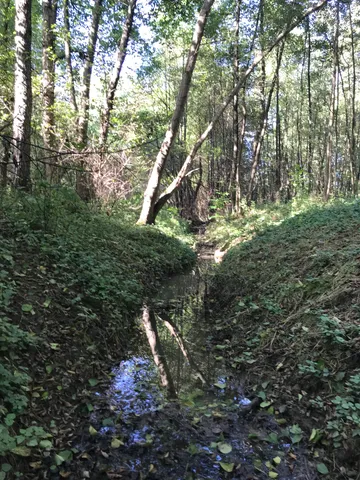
55 454 64 466
317 463 329 475
218 442 232 454
269 473 278 479
5 413 16 426
309 428 320 443
43 298 51 308
102 418 114 427
89 426 97 436
39 440 53 449
187 443 199 455
111 438 124 448
22 304 33 312
273 456 281 465
219 462 234 473
266 433 278 444
11 446 31 457
258 391 266 400
214 382 226 389
260 401 271 408
1 464 12 473
0 473 5 480
88 378 98 387
27 439 38 447
58 450 73 461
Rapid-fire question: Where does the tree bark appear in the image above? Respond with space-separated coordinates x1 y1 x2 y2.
149 0 329 221
306 16 313 194
247 42 284 204
100 0 137 146
63 0 77 112
77 0 103 147
324 0 339 202
76 0 103 200
42 0 58 180
349 4 357 195
231 0 241 211
12 0 32 190
137 0 215 225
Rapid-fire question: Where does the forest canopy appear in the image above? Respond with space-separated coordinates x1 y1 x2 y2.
0 0 358 221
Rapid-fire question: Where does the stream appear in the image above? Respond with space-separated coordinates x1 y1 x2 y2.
75 254 315 480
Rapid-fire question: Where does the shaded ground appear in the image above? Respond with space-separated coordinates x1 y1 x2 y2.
0 199 195 479
209 201 360 479
48 261 318 480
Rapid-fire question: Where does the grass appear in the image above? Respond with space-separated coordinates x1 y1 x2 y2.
0 187 195 472
210 198 360 477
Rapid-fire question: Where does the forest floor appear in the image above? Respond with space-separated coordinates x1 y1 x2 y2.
2 194 360 480
208 198 360 479
0 190 195 479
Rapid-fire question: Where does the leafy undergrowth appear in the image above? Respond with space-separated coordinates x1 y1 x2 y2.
205 196 322 250
210 199 360 478
0 188 195 478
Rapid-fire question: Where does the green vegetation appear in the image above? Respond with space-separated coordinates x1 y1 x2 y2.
210 198 360 475
0 189 195 466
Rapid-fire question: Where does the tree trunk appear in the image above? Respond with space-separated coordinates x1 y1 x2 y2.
100 0 137 146
137 0 215 225
247 42 284 204
349 4 357 195
306 16 313 194
77 0 103 147
63 0 77 112
324 0 339 202
42 0 57 180
76 0 103 200
149 0 329 222
274 49 282 201
12 0 32 190
231 0 241 210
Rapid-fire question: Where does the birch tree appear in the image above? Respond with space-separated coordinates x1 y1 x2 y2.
12 0 32 190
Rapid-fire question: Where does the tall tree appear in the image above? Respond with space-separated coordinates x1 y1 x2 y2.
137 0 216 225
247 42 285 204
76 0 103 200
42 0 58 179
324 0 339 201
100 0 137 146
12 0 32 190
63 0 77 113
77 0 103 147
149 0 330 222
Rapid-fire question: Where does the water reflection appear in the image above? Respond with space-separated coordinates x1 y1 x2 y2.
142 304 176 398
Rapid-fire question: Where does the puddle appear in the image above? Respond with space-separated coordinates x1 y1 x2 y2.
74 260 315 479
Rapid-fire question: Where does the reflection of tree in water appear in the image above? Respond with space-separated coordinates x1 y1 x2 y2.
142 304 176 398
142 262 214 397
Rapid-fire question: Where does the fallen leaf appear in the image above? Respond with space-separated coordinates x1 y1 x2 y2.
317 463 329 475
219 462 235 473
11 446 31 457
218 442 232 454
214 382 226 389
111 438 124 448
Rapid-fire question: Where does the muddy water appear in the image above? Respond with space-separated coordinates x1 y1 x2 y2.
80 259 315 480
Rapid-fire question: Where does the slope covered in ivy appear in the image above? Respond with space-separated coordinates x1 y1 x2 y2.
0 189 195 474
210 199 360 478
